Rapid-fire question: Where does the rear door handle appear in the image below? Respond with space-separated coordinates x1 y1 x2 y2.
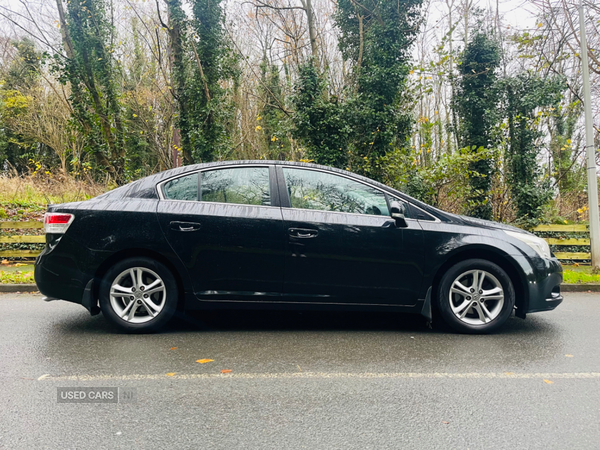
288 228 318 238
170 221 201 232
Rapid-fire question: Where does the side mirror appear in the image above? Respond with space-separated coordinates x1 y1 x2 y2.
390 201 408 228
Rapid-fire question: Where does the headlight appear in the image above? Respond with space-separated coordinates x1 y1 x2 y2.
504 230 552 259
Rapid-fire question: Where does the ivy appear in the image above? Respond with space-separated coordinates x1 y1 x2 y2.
453 30 501 220
55 0 125 181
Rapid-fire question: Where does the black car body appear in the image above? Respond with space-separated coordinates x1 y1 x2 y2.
35 160 563 333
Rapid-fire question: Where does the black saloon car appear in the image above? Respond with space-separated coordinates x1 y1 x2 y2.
35 160 563 333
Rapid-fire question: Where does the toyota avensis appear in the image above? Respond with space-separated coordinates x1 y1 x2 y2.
35 161 563 333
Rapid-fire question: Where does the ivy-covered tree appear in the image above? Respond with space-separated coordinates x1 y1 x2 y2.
293 0 423 174
292 61 350 167
187 0 237 163
503 74 563 223
55 0 125 181
453 31 501 219
335 0 422 176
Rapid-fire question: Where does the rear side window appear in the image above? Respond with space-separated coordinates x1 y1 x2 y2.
282 168 389 216
163 173 198 201
200 167 271 206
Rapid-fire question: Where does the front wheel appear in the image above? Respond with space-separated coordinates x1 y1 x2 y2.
99 257 179 333
437 259 515 334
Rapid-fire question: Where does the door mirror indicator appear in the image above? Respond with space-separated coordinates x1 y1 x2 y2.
390 201 408 228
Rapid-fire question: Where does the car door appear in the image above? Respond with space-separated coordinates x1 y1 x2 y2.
279 166 424 305
157 165 285 299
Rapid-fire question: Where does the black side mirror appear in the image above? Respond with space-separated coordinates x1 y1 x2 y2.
390 201 408 228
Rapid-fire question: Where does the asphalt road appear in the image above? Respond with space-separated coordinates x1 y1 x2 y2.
1 293 600 450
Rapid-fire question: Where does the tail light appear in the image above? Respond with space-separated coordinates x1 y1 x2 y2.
44 213 74 234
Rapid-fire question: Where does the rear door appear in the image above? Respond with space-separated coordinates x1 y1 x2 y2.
157 165 285 299
279 166 424 305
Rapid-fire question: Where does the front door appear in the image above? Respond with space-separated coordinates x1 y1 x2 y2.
157 166 285 299
279 167 423 305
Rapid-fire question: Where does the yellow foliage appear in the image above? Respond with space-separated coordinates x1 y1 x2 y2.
2 90 32 112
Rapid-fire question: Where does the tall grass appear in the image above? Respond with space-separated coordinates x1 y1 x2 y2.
0 173 107 208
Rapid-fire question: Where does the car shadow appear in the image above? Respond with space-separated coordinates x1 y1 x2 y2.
52 306 560 338
167 309 430 333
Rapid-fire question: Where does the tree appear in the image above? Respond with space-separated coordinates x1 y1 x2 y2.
336 0 422 172
292 60 349 167
454 30 501 219
55 0 125 181
503 74 563 223
185 0 237 163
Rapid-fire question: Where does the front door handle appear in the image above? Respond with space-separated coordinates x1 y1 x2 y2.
288 228 318 238
170 221 201 232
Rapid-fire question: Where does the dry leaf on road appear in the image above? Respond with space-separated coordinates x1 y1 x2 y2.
221 369 232 374
196 359 214 364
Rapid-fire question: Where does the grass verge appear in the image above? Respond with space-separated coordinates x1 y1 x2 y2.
0 264 34 284
562 265 600 284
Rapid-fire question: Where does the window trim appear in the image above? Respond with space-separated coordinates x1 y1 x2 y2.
157 164 276 208
278 166 393 218
160 171 200 202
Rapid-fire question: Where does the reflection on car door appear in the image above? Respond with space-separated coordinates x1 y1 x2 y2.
279 167 424 305
157 166 285 299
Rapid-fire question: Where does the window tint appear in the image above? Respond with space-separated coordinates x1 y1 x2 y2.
163 173 198 201
283 168 389 215
200 167 271 206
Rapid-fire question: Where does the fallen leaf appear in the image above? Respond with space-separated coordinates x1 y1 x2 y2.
170 347 178 350
565 354 573 357
543 379 553 384
197 359 214 364
221 369 232 374
166 372 176 377
442 421 449 424
1 260 8 265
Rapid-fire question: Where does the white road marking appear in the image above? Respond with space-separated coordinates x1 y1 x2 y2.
37 372 600 381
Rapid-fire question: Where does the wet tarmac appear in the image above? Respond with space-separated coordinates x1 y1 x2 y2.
1 293 599 449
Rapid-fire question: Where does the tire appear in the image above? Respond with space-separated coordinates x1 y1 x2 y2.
436 259 515 334
99 257 179 333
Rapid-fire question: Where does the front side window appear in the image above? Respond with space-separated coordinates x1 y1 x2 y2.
200 167 271 206
283 168 389 216
163 173 198 201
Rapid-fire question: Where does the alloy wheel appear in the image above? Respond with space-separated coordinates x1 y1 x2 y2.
448 269 505 325
109 267 167 324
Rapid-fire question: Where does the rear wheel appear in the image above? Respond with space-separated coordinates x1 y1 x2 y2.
99 257 178 333
437 259 515 334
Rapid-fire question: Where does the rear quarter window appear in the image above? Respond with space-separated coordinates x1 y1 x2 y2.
163 173 198 201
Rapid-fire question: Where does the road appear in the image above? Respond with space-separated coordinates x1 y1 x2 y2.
1 293 599 449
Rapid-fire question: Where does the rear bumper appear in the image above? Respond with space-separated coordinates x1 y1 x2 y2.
34 237 98 312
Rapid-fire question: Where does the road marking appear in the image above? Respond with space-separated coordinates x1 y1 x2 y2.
38 372 600 381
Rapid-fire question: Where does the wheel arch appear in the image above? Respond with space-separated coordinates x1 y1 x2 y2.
429 246 528 316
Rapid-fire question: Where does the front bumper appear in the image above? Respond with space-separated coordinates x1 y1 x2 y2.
524 256 563 313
